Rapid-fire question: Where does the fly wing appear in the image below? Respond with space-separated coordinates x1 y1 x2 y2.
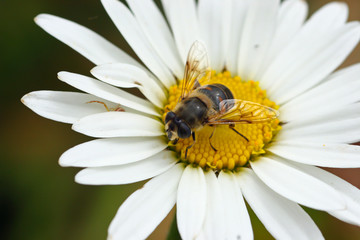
207 99 279 125
180 41 210 100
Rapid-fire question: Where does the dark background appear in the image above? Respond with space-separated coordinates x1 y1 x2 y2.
1 0 359 239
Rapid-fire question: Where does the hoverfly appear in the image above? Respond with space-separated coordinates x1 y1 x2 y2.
165 41 279 158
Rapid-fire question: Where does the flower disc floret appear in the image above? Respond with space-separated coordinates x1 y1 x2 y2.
164 71 280 171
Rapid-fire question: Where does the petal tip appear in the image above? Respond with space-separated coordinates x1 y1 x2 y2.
101 0 115 7
71 120 94 137
328 1 348 8
34 14 57 27
71 121 81 132
74 171 86 184
57 71 71 83
89 66 97 73
34 14 46 24
57 71 66 80
21 92 38 107
331 1 349 14
21 93 30 105
89 67 99 77
58 153 71 167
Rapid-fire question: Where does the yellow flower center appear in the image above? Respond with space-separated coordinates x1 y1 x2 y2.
163 71 280 171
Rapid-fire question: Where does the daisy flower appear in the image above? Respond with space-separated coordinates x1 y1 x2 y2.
22 0 360 239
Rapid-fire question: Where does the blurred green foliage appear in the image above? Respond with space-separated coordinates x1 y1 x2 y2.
0 0 359 239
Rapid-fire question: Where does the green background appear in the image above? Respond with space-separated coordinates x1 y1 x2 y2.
1 0 359 239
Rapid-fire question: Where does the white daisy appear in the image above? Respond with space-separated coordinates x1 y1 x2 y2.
21 0 360 239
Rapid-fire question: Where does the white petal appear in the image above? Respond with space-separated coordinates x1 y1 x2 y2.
236 168 324 240
197 171 225 240
269 22 360 104
101 0 175 89
108 163 184 240
290 164 360 226
250 156 346 211
177 165 207 240
75 150 176 185
59 137 167 167
21 91 122 124
198 0 224 72
281 102 360 129
268 141 360 168
260 2 349 92
278 117 360 144
223 0 249 74
57 71 159 116
34 14 140 66
302 2 348 31
126 0 183 79
161 0 199 62
276 0 309 48
91 63 166 108
280 63 360 123
72 112 163 138
219 0 231 71
237 0 280 81
257 0 308 77
330 207 360 226
218 172 253 240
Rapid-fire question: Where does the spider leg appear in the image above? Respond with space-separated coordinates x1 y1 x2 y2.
87 101 124 112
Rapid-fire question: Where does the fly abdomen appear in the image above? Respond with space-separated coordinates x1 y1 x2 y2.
197 84 234 111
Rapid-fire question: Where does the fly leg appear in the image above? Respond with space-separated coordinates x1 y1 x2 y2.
185 132 196 159
229 124 249 142
209 125 217 152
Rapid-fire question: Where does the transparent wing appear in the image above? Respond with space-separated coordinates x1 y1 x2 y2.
207 99 279 125
180 41 210 100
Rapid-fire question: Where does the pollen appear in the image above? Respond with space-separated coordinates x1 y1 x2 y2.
163 71 280 171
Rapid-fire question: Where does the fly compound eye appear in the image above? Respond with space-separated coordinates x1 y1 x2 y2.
165 111 176 123
178 122 191 139
174 117 181 124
